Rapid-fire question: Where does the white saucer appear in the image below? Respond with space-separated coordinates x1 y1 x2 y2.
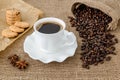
24 30 78 63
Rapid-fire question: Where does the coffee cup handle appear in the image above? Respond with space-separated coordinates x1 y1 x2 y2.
65 32 76 46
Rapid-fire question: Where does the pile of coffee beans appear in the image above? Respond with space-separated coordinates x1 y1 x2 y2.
68 4 118 69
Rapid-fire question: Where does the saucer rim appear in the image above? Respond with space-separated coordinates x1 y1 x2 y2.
24 30 78 63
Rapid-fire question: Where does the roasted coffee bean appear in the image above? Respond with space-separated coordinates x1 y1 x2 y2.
114 38 118 43
106 56 112 61
82 64 89 69
69 4 118 69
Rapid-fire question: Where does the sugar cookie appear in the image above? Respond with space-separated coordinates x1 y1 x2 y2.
14 22 30 28
2 29 18 38
6 16 21 21
6 8 21 25
9 25 24 33
6 8 21 16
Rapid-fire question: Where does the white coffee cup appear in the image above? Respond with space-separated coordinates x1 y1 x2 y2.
33 17 75 52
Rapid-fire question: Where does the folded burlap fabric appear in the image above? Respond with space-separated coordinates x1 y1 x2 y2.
0 0 43 52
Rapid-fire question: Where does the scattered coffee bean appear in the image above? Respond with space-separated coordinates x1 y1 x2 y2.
68 4 118 69
106 56 112 61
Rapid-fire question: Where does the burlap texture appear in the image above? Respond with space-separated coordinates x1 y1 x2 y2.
0 0 43 52
0 0 120 80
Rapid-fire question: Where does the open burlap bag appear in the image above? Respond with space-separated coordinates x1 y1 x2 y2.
71 0 120 30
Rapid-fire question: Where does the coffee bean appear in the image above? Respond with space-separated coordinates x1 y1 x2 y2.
69 4 118 69
106 56 112 61
82 64 89 69
114 38 118 43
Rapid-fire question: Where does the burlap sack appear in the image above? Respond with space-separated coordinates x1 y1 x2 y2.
71 0 120 30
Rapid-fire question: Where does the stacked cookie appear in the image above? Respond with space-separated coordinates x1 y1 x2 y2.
6 8 21 25
2 8 30 38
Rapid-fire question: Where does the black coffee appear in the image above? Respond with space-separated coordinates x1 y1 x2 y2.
38 23 61 34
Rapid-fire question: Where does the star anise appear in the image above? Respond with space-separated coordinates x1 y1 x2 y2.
15 60 29 70
8 54 19 66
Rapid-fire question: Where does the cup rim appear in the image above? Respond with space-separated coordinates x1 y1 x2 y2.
33 17 66 36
